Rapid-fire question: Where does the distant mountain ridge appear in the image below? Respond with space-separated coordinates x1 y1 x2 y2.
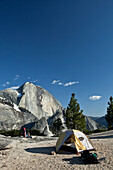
85 116 107 130
89 116 108 127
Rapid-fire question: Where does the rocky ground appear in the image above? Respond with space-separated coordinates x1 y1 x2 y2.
0 130 113 170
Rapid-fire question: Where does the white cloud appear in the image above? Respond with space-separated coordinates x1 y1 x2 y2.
6 82 10 85
58 82 63 86
89 95 102 100
14 75 20 80
64 81 79 87
52 80 60 84
2 81 10 87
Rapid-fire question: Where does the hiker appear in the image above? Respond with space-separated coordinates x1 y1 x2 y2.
22 127 32 138
22 127 27 138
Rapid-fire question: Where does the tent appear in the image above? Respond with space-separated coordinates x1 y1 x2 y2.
56 129 95 153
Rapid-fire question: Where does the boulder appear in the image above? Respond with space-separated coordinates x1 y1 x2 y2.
0 135 12 150
48 110 67 135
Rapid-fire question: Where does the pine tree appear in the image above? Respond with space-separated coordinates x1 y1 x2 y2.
65 93 86 131
105 96 113 129
53 118 64 136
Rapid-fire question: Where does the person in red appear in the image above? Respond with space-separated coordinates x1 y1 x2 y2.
23 127 27 138
22 127 32 138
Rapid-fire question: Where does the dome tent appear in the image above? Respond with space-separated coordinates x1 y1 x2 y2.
56 129 95 153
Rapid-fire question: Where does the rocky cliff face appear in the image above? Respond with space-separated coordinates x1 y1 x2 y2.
0 101 38 131
0 82 65 134
0 82 63 119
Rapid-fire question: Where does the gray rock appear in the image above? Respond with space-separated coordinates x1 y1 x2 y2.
0 102 38 131
48 110 67 135
0 89 18 105
31 117 48 133
18 82 63 119
43 125 53 136
0 137 12 150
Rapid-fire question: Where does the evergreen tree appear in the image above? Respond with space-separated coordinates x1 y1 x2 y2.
53 118 64 136
105 96 113 129
65 93 86 131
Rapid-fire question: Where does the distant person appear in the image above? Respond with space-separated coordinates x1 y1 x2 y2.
22 127 32 138
22 127 27 138
27 132 32 138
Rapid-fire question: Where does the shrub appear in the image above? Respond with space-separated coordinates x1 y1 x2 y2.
0 130 21 137
83 129 107 135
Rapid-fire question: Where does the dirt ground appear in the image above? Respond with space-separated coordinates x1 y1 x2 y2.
0 131 113 170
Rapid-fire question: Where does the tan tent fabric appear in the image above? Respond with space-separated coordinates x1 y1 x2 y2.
56 129 95 153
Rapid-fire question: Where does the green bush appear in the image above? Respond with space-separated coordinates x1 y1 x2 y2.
0 130 21 137
28 129 44 136
83 129 107 135
0 129 44 137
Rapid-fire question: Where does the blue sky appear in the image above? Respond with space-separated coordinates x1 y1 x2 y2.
0 0 113 117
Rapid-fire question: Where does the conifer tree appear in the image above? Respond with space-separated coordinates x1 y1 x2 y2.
65 93 86 131
105 96 113 129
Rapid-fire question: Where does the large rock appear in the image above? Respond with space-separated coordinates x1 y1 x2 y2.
0 135 12 150
30 117 48 133
17 82 63 119
0 82 64 135
48 110 67 135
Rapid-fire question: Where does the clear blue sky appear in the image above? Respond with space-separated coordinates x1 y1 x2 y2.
0 0 113 117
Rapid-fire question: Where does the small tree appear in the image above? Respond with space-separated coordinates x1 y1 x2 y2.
53 118 64 136
105 96 113 129
65 93 86 131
